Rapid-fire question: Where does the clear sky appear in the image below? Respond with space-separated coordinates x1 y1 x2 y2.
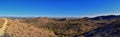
0 0 120 17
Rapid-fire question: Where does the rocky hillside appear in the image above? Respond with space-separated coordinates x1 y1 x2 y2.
0 15 120 37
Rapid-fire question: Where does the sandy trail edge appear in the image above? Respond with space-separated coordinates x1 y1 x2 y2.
0 18 8 37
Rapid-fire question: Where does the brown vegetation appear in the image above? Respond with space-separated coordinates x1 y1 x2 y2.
0 16 119 37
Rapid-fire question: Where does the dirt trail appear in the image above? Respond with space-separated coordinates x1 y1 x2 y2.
0 18 8 37
0 18 57 37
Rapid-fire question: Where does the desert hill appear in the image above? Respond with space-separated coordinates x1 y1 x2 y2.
0 18 57 37
0 15 120 37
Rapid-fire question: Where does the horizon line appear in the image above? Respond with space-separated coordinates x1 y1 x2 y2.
0 14 119 18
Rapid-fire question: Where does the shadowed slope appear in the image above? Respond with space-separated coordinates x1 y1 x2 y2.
83 24 120 37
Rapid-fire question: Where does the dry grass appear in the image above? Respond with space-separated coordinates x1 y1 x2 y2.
0 17 118 37
5 19 57 37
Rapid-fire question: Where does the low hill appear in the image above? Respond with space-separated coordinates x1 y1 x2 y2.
0 18 57 37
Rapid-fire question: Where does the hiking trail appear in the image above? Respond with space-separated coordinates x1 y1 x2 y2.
0 18 8 37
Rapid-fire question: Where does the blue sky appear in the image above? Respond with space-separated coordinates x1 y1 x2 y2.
0 0 120 17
